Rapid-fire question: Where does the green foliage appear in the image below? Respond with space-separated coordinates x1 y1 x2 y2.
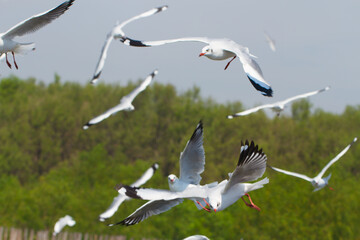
0 76 359 239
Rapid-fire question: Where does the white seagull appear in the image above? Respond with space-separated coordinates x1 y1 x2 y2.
120 36 273 97
183 235 209 240
109 121 213 226
53 215 76 236
90 5 168 84
228 86 330 118
99 163 159 222
264 31 276 52
270 137 357 192
0 0 75 69
83 69 158 129
119 140 269 213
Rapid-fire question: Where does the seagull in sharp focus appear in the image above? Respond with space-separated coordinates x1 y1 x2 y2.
83 69 158 129
99 163 159 222
90 5 168 84
53 215 76 236
120 36 273 97
118 140 269 213
270 137 357 192
264 31 276 52
228 86 330 118
0 0 75 69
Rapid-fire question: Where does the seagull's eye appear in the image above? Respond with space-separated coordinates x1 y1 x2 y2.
217 203 220 207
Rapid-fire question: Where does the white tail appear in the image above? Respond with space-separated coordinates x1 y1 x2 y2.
245 177 269 193
14 43 36 55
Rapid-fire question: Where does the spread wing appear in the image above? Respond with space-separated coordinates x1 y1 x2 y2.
122 70 157 103
316 137 357 179
269 165 313 182
227 103 276 118
108 199 183 226
223 140 267 193
131 163 159 187
281 86 330 105
179 121 205 184
3 0 75 39
120 36 210 47
98 194 127 221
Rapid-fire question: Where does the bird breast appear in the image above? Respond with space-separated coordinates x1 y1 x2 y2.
206 49 235 61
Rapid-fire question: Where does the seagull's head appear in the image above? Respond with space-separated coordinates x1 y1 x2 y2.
209 198 221 213
168 174 178 184
199 45 213 57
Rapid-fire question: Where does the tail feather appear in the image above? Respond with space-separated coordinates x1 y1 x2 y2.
245 177 269 193
14 43 36 55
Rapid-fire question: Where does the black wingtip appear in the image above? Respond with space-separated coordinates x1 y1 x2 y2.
91 72 101 83
118 185 142 199
247 76 273 97
156 5 168 13
190 121 203 141
152 163 159 171
150 69 159 78
83 123 92 130
238 140 265 166
120 37 150 47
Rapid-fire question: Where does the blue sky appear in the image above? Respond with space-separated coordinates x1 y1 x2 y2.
1 0 359 114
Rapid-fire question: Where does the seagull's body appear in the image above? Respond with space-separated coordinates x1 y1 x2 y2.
264 31 276 52
120 36 273 97
228 86 330 118
53 215 76 236
270 137 357 192
83 70 157 129
91 6 167 84
99 163 159 222
0 0 75 69
119 140 269 213
109 121 209 226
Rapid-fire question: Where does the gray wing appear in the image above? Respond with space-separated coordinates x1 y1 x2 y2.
120 36 210 47
227 103 276 118
224 140 267 193
109 199 183 226
99 194 127 221
3 0 75 39
131 163 159 187
281 86 331 105
269 165 313 182
123 69 158 103
179 121 205 184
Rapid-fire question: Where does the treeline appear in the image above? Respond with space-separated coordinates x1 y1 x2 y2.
0 76 359 240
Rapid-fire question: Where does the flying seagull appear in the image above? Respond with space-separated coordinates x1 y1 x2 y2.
83 69 158 129
120 36 273 97
264 31 276 52
269 137 357 192
53 215 76 236
183 235 209 240
99 163 159 222
118 140 269 213
228 86 330 118
109 121 216 226
90 5 168 84
0 0 75 69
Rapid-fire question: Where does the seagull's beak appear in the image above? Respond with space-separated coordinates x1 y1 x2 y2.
199 53 205 57
171 179 174 183
214 209 217 213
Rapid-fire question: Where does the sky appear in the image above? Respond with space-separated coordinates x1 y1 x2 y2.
1 0 359 114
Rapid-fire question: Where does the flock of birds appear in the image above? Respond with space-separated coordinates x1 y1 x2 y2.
0 1 357 239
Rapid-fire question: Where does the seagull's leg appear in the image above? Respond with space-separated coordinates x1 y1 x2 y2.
224 56 236 70
329 186 334 191
241 193 261 211
12 52 18 70
5 53 12 69
203 198 211 208
196 200 211 212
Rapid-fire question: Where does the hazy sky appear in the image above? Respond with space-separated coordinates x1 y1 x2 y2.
1 0 359 114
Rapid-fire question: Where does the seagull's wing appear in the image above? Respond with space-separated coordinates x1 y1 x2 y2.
227 103 276 118
120 36 210 47
269 165 313 182
179 121 205 185
83 102 128 130
131 163 159 187
281 86 331 105
264 32 276 52
123 69 158 103
99 194 127 221
114 5 168 37
3 0 75 39
316 137 357 179
183 235 210 240
223 140 267 193
109 199 183 226
90 33 113 84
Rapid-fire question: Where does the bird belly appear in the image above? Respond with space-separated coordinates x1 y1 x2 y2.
206 50 235 61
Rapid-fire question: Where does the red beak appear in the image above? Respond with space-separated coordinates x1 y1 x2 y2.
214 209 217 213
199 53 205 57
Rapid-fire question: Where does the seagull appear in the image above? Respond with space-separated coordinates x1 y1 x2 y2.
90 5 168 84
53 215 76 236
0 0 75 69
269 137 357 192
83 69 158 129
109 121 215 226
183 235 209 240
99 163 159 222
118 140 269 213
264 31 276 52
120 36 273 97
227 86 330 118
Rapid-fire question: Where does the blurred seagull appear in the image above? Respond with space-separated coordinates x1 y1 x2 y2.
264 31 276 52
183 235 209 240
99 163 159 222
83 69 157 129
90 5 168 84
269 137 357 192
118 140 269 213
0 0 75 69
109 121 216 226
228 86 330 118
53 215 76 236
120 36 273 97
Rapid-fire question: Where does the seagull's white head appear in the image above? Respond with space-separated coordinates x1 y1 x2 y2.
208 196 221 212
199 45 213 57
168 174 178 185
